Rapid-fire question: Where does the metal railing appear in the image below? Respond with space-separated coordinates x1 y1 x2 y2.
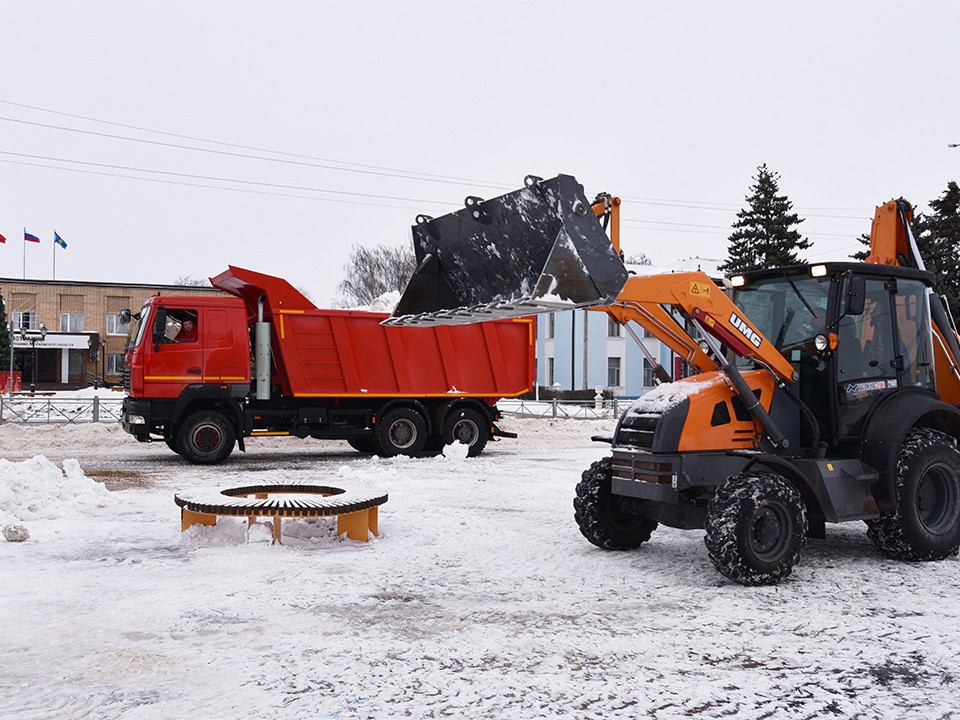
0 396 125 425
497 398 627 420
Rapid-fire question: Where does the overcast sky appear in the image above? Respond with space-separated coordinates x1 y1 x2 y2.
1 0 958 304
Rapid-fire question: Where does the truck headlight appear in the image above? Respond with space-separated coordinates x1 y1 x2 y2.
126 414 146 425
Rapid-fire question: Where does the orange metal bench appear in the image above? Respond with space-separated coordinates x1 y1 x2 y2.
174 481 387 543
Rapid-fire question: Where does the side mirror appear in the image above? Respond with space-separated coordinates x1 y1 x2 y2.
119 309 132 325
845 276 866 316
152 308 168 349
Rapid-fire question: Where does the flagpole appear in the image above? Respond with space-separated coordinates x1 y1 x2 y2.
52 229 56 281
22 227 25 279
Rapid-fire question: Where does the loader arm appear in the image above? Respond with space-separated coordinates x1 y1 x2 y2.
600 272 797 383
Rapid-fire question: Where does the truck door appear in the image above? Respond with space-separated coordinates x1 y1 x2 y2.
144 306 204 399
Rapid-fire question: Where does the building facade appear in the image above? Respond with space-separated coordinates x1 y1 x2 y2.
0 278 222 389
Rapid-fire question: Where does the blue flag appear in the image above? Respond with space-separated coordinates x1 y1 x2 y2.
54 231 67 249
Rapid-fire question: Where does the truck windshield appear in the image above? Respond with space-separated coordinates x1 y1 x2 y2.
733 274 831 354
130 305 152 349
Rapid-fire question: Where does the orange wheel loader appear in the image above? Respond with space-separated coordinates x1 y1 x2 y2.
386 174 960 586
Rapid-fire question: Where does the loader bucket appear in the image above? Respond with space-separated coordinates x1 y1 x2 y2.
385 174 628 326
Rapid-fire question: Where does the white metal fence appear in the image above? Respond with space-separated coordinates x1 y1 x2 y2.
0 397 125 425
0 397 629 425
497 398 628 420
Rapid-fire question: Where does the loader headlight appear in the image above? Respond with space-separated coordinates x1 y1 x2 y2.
814 333 839 351
811 265 828 278
729 275 746 288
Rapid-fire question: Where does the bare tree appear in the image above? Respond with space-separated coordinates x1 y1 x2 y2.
173 275 208 287
334 243 415 307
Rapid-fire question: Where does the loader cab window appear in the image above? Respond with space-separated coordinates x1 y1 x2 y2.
733 274 831 356
834 276 934 439
733 273 833 446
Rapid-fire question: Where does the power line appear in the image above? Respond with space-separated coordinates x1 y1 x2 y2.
0 149 455 206
0 114 516 191
0 99 515 189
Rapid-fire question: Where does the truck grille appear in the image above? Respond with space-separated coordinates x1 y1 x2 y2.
123 365 130 392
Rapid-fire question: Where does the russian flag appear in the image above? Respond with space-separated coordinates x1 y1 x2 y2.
24 231 40 243
0 232 5 244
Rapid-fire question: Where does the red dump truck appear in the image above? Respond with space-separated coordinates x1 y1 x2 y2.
120 266 534 463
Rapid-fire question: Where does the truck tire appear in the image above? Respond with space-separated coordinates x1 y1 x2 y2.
376 407 427 457
164 435 181 456
177 410 236 465
442 408 489 457
866 428 960 561
347 436 377 455
705 472 808 586
574 457 658 550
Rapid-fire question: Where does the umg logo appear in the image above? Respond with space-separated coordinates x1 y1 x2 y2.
729 312 763 349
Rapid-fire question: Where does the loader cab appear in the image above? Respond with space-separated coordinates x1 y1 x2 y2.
732 263 936 450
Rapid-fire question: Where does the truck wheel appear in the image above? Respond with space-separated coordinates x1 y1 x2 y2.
443 408 489 457
705 472 808 586
177 411 236 465
573 457 658 550
347 436 377 455
866 428 960 561
376 407 427 457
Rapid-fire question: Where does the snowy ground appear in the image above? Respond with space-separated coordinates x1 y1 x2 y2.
1 419 958 720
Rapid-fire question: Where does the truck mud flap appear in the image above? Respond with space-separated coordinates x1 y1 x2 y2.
386 174 628 326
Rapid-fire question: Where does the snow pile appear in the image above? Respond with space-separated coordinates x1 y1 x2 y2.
0 456 111 524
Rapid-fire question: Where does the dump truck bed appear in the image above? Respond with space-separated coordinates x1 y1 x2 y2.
273 308 534 398
211 265 535 399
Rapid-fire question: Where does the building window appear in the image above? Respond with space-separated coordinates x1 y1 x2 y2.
106 313 128 336
643 328 655 339
548 357 555 386
607 356 621 387
643 359 655 387
607 316 622 337
60 313 84 333
547 313 555 339
106 353 126 376
12 311 37 330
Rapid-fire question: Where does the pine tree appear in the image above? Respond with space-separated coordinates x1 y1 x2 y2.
914 181 960 315
719 164 811 274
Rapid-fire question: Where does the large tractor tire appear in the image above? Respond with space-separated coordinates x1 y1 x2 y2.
704 472 808 586
176 410 236 465
442 408 490 457
866 428 960 561
574 457 658 550
375 407 427 457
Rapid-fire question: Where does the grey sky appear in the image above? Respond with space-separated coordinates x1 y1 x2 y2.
1 0 957 304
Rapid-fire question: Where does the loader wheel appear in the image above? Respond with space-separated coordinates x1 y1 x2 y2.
177 410 236 465
376 407 427 457
574 457 658 550
705 472 808 586
866 428 960 561
347 436 378 455
442 408 489 457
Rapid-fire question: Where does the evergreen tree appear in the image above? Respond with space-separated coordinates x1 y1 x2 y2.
914 181 960 315
719 164 811 274
850 232 871 261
